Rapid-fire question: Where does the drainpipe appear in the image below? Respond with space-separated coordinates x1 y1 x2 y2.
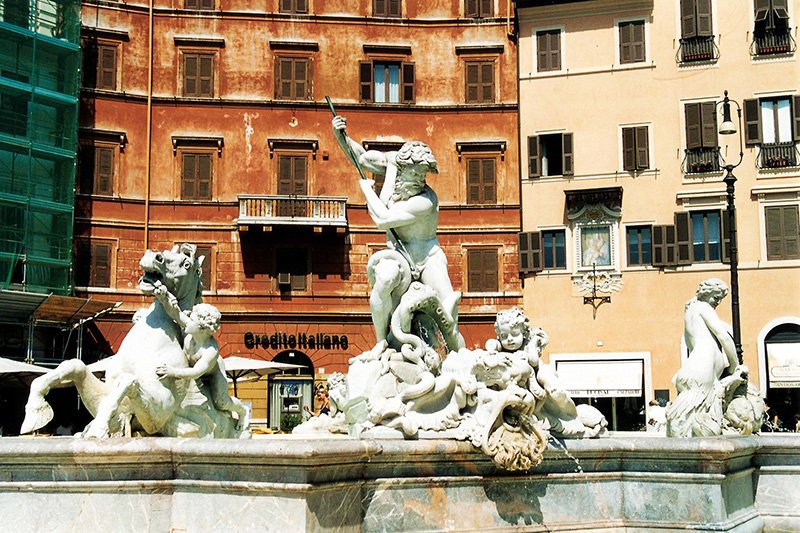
144 0 154 250
513 2 524 290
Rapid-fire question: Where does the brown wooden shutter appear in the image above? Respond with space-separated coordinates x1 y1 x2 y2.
294 58 307 100
562 133 574 175
182 153 196 198
633 21 645 62
296 0 308 13
773 0 789 19
743 98 761 145
549 31 561 70
467 159 480 203
466 0 478 17
700 101 717 148
696 0 713 37
305 58 313 99
793 95 800 141
754 0 770 20
537 32 549 71
92 242 111 287
95 147 113 195
519 232 543 274
276 58 289 98
528 135 539 178
766 205 800 260
680 0 697 38
480 62 494 103
197 154 212 199
359 61 372 102
483 249 498 291
468 249 482 291
675 212 692 265
619 23 632 64
199 54 213 97
480 0 492 17
685 102 702 149
98 45 116 90
468 249 498 292
184 54 198 96
635 126 649 169
278 155 292 195
483 159 496 203
465 62 479 103
279 0 293 12
195 244 212 290
374 0 386 16
401 62 415 103
652 225 667 266
388 0 400 17
766 206 784 259
784 205 800 259
622 127 636 171
292 156 307 195
721 209 731 264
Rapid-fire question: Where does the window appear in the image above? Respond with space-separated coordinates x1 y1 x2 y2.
360 61 414 104
690 210 722 262
753 0 792 56
185 0 214 8
279 0 308 14
627 226 652 266
743 96 800 169
766 205 799 260
684 102 719 173
276 248 308 291
679 0 715 62
621 126 649 171
466 158 496 204
183 53 214 97
79 144 114 195
467 249 498 292
373 0 401 17
543 230 566 269
465 0 493 18
275 57 311 100
465 61 494 104
536 29 561 72
95 44 117 90
527 133 574 178
195 244 213 291
277 154 308 216
76 241 111 288
181 153 212 200
619 20 646 64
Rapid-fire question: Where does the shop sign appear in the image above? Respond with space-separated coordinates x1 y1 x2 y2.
767 343 800 388
555 359 643 398
244 331 349 351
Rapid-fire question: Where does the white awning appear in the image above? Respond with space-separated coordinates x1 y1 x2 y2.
554 359 643 398
767 343 800 388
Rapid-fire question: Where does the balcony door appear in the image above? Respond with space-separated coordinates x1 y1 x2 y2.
277 154 308 217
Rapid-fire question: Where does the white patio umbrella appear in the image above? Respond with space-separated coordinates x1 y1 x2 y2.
0 357 49 387
221 356 303 396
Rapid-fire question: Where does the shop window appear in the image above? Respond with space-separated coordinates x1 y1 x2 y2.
626 225 652 266
465 61 494 103
621 126 649 171
536 29 561 72
765 205 799 260
527 133 573 177
467 248 498 292
76 240 112 288
619 20 646 64
275 56 311 100
181 152 213 200
466 157 496 204
359 61 414 104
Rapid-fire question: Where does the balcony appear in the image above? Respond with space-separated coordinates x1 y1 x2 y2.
758 142 798 169
684 147 721 174
678 36 718 63
238 195 348 228
752 29 795 56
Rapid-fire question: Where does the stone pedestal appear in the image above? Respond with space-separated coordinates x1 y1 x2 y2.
1 434 798 532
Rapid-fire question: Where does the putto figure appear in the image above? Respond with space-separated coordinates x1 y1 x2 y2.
667 278 764 437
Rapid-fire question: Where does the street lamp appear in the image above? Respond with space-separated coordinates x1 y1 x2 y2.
718 90 744 364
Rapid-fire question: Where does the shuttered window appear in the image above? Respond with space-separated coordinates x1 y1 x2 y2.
181 153 213 200
467 249 498 292
766 205 800 260
626 226 652 266
76 241 111 288
185 0 214 8
754 0 790 55
680 0 713 38
96 45 117 90
621 126 649 171
619 20 645 64
536 30 561 72
374 0 401 17
94 146 114 195
684 102 718 149
279 0 308 13
527 133 573 177
277 155 308 217
518 232 543 274
743 96 800 168
275 57 311 100
466 158 496 204
183 53 214 97
277 248 308 291
466 0 493 18
465 61 494 104
652 225 676 267
360 61 414 104
195 244 213 291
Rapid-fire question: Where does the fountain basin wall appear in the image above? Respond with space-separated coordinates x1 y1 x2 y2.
0 434 798 532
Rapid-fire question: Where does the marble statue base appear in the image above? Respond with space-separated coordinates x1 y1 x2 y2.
1 434 798 532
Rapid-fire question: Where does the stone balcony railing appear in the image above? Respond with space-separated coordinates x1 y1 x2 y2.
237 195 348 227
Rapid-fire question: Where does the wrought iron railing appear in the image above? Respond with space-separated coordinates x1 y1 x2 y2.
758 142 798 169
238 195 348 227
683 147 721 174
678 36 718 63
751 29 796 56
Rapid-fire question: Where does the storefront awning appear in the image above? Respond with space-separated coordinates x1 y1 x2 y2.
554 359 643 398
0 289 120 329
767 343 800 388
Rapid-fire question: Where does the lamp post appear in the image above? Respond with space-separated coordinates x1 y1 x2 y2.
718 90 744 364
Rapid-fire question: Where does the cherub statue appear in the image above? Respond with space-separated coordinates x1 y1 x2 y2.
153 282 250 434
